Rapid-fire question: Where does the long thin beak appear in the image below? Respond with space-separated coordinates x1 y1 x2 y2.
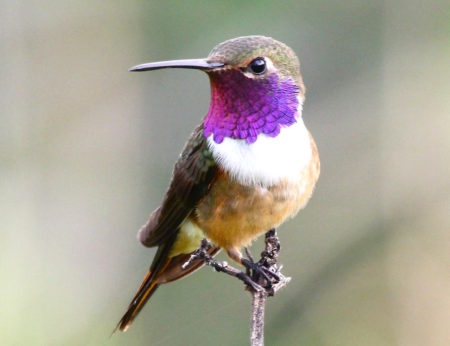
129 58 224 72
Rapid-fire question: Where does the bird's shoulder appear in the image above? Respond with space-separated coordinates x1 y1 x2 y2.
137 124 217 247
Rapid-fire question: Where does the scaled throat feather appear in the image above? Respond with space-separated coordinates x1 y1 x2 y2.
204 71 300 144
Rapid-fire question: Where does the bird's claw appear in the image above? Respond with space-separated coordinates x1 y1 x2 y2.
185 233 288 294
182 238 213 269
241 257 281 288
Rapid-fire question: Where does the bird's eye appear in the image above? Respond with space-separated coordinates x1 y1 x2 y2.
248 58 266 75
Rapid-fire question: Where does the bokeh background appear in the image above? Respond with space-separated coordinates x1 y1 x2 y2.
1 1 449 345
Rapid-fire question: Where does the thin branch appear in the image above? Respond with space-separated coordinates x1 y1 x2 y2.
183 230 290 346
249 229 291 346
251 290 268 346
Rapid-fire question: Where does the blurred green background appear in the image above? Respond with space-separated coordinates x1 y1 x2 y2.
1 1 449 345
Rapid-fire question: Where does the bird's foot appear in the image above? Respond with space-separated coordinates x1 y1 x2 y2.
183 231 290 294
182 238 213 270
213 262 265 293
242 230 290 295
242 256 280 285
183 239 264 292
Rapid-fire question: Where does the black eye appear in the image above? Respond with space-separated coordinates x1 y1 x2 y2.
248 58 266 75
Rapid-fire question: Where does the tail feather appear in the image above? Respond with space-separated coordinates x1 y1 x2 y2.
114 244 220 333
115 233 178 333
115 268 162 332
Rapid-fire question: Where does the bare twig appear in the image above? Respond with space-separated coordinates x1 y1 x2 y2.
249 229 290 346
251 290 268 346
183 229 290 346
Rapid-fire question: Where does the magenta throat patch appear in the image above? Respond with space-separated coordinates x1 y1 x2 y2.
204 70 299 144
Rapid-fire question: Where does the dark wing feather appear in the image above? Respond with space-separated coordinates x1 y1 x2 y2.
138 124 217 247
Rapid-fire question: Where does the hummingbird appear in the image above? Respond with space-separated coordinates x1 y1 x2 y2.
116 35 320 332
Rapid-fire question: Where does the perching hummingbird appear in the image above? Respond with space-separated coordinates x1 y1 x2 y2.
116 35 320 332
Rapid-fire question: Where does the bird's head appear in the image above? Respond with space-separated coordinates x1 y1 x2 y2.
130 36 304 144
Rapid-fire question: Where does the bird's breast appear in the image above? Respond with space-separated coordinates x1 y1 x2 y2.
206 118 312 187
195 124 320 249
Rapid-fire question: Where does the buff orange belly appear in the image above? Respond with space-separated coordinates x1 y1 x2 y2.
195 171 313 250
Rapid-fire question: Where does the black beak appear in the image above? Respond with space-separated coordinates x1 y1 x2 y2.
129 58 224 72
